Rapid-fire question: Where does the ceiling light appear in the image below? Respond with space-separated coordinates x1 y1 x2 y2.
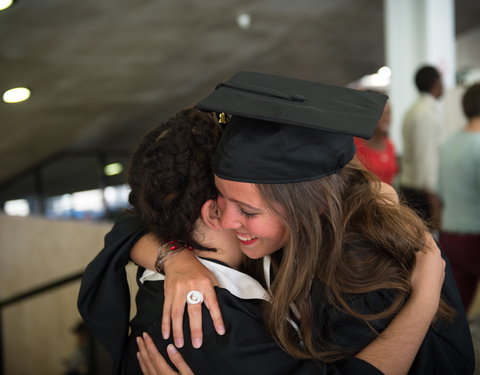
0 0 14 11
104 162 123 176
236 13 251 29
3 87 31 103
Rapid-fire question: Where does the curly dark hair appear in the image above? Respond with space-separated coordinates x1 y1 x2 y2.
127 107 222 249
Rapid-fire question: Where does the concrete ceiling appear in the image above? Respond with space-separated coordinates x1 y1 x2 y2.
0 0 479 201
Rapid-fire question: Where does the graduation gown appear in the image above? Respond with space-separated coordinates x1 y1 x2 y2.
310 273 475 374
78 213 148 375
78 215 475 375
123 259 381 375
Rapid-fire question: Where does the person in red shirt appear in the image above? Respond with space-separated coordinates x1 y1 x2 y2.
354 94 398 185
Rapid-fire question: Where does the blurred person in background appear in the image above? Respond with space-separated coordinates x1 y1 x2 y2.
400 65 444 228
354 92 398 185
438 82 480 313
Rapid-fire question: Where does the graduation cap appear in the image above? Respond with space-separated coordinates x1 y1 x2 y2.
197 71 388 184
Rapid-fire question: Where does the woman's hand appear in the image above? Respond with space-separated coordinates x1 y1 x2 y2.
137 333 194 375
163 250 225 348
410 232 446 312
129 233 225 348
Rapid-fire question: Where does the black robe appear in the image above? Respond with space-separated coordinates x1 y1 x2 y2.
78 213 148 375
78 214 475 374
124 260 384 375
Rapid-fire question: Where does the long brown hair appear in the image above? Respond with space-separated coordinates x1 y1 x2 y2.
256 158 453 362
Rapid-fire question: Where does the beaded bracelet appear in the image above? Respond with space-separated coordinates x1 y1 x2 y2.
154 240 193 273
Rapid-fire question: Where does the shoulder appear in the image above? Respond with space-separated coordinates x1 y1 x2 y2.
441 132 459 150
105 212 148 244
410 95 438 119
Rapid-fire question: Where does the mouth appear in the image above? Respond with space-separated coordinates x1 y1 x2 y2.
236 233 258 245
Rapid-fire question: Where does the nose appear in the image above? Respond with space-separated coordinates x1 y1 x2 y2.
219 204 242 230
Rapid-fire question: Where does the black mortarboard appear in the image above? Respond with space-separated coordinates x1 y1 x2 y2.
197 71 388 184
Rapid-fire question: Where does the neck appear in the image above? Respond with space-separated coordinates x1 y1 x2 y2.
192 220 244 269
466 117 480 132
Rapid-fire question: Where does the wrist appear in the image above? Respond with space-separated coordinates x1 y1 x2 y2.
408 289 440 318
155 240 193 273
162 243 197 273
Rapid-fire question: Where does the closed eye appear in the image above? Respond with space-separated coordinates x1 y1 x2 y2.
238 206 257 218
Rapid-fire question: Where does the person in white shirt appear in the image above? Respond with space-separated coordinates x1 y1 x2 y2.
400 65 444 227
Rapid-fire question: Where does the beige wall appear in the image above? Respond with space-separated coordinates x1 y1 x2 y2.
0 214 114 375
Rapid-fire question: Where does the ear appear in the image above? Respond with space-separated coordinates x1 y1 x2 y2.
200 199 222 230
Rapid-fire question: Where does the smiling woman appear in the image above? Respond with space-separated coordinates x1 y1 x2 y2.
154 72 473 373
215 177 289 259
79 73 474 375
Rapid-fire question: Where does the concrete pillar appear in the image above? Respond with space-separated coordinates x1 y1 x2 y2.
384 0 456 154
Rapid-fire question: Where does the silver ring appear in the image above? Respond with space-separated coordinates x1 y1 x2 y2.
186 290 204 305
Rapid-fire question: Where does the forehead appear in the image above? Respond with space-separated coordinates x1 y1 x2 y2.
214 176 264 205
215 175 288 220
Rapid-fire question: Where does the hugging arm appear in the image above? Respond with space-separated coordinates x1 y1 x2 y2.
77 213 149 374
319 233 473 375
99 214 473 373
77 213 223 371
132 234 446 375
130 234 225 348
127 281 383 375
354 233 445 374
